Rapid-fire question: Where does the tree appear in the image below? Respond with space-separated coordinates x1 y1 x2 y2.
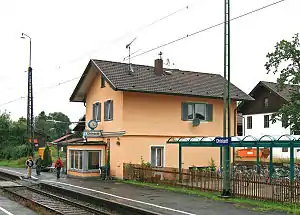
42 145 52 167
34 111 71 141
265 33 300 132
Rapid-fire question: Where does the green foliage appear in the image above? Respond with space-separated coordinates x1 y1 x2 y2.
140 156 151 168
0 157 27 168
208 157 216 171
265 33 300 132
35 111 71 141
42 145 52 167
0 109 72 161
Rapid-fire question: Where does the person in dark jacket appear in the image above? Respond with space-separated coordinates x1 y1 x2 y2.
35 155 42 176
54 157 64 179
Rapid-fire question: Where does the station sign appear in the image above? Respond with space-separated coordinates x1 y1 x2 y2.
84 130 103 138
215 137 231 146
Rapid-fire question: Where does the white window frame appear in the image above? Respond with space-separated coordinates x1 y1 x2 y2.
93 101 101 122
69 150 83 171
150 145 165 167
187 102 207 121
104 99 113 121
87 150 103 170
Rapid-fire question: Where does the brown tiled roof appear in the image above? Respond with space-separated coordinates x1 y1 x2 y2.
70 59 253 102
260 81 298 101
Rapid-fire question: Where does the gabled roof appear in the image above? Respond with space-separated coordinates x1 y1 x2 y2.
70 59 253 102
257 81 298 101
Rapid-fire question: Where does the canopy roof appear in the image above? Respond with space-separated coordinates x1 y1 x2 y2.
167 135 300 147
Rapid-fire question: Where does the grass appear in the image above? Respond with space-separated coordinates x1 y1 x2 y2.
121 180 300 214
0 157 27 168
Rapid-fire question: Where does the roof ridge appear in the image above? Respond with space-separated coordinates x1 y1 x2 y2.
91 59 220 76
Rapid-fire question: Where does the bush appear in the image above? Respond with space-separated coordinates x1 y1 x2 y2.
0 144 31 160
43 145 52 167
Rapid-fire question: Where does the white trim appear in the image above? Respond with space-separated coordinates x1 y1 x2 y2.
0 206 14 215
69 150 83 171
92 101 101 122
149 145 166 167
41 180 195 215
86 150 103 170
104 99 113 121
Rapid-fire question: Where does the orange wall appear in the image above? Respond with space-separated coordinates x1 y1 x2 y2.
109 136 221 178
85 67 124 137
123 91 236 136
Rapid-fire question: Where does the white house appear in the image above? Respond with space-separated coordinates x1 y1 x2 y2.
238 81 300 159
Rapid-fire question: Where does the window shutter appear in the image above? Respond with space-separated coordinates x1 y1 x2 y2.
92 104 96 120
104 101 108 120
110 100 114 120
98 102 101 121
181 103 188 121
206 104 213 121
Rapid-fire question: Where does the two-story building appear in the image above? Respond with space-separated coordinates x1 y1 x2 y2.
238 81 300 158
67 58 252 178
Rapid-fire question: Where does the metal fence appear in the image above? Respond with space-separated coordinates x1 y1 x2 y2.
123 163 300 203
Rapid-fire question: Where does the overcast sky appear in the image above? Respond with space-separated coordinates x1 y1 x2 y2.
0 0 299 123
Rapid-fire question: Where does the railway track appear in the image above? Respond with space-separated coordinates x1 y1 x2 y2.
3 185 114 215
0 170 159 215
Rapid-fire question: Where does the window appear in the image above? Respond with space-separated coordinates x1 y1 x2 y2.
92 102 101 121
88 151 102 170
264 115 269 128
181 103 213 121
247 116 252 129
151 146 164 167
264 98 269 108
101 76 106 88
282 148 288 152
70 150 83 170
104 100 113 121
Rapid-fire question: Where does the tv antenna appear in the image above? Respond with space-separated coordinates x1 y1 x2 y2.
126 37 137 67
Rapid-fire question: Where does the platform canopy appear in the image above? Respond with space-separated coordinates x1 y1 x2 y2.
167 135 300 147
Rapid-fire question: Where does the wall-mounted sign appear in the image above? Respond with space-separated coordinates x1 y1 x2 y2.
87 120 98 130
215 137 231 146
84 130 103 138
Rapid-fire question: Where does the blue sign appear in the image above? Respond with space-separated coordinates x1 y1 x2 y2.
215 137 231 146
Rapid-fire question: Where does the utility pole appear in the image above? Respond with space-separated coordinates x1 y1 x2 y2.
222 0 231 197
21 33 34 157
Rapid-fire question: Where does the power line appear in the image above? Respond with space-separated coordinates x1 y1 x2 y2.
0 76 82 107
123 0 286 61
0 0 286 108
37 4 190 75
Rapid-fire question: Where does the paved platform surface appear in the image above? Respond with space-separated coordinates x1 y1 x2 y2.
0 195 37 215
0 167 285 215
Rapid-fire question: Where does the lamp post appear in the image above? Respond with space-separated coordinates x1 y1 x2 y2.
21 33 34 157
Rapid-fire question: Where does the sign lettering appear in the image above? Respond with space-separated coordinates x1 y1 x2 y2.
215 137 231 146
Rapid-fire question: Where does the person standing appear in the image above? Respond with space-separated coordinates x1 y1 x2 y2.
54 157 63 179
35 155 42 176
25 156 34 178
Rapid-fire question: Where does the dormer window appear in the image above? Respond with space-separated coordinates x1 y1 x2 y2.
264 97 269 108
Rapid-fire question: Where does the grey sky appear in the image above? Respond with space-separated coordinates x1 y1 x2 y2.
0 0 299 122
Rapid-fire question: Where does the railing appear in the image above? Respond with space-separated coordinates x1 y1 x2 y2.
123 163 300 203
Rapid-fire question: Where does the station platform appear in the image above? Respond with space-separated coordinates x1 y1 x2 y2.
0 166 284 215
0 195 37 215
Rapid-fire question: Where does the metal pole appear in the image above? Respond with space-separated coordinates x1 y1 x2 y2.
269 148 273 183
222 0 231 197
290 146 294 200
256 146 260 174
179 144 182 182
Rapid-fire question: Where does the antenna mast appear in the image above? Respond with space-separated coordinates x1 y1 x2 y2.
126 37 137 72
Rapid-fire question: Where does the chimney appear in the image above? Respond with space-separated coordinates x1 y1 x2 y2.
154 58 163 75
